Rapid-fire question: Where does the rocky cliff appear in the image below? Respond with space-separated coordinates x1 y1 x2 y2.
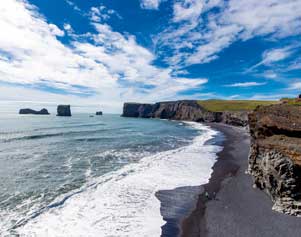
248 104 301 216
57 105 72 116
122 100 249 126
19 108 49 115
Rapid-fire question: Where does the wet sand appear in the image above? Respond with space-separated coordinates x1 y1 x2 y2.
182 123 301 237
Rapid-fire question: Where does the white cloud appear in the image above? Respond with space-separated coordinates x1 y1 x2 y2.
288 81 301 90
65 0 81 12
89 5 121 23
0 0 207 107
156 0 301 67
264 48 293 64
140 0 162 10
249 47 294 71
173 0 204 22
225 82 266 87
262 71 278 79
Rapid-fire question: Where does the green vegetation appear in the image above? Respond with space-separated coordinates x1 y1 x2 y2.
280 98 301 106
198 99 279 112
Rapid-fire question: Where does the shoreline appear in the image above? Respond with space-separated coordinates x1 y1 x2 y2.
181 123 301 237
181 123 246 237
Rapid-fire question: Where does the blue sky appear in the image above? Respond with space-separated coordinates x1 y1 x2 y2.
0 0 300 112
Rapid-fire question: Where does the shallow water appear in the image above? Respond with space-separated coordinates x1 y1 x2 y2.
0 113 220 236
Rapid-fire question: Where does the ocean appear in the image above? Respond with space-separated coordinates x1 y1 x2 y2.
0 112 221 236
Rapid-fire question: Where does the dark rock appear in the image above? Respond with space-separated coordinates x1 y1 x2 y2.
220 111 249 127
57 105 71 117
96 111 103 116
122 103 154 118
122 100 249 126
248 104 301 216
151 100 221 122
19 108 50 115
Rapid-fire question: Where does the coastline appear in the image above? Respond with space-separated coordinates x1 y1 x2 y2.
181 123 301 237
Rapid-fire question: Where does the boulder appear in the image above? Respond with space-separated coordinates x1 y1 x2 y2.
57 105 71 117
19 108 50 115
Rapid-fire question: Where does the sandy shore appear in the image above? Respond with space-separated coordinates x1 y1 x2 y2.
181 123 301 237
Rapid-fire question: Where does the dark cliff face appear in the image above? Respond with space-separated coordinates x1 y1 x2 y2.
122 100 222 122
151 100 221 122
57 105 72 117
122 103 154 118
19 108 50 115
122 100 249 126
248 104 301 216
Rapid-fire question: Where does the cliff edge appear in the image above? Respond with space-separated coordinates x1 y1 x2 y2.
248 104 301 216
122 100 249 126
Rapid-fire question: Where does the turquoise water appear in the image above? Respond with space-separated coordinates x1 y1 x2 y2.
0 113 203 235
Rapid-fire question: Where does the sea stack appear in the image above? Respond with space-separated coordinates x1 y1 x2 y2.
57 105 72 117
19 108 50 115
96 111 103 116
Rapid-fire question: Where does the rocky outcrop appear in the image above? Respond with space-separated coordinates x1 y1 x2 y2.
122 100 249 126
248 104 301 216
220 111 249 127
57 105 71 117
96 111 103 116
122 103 154 118
19 108 50 115
151 100 222 122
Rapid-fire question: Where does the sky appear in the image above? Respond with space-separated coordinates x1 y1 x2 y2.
0 0 300 112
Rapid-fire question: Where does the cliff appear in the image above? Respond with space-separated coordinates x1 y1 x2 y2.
122 100 249 126
248 104 301 216
19 108 49 115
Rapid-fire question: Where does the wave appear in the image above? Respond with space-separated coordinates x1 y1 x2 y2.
0 123 106 135
14 122 221 237
1 127 133 143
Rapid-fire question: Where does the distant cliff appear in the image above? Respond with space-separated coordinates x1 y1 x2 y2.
248 104 301 216
19 108 49 115
122 100 249 127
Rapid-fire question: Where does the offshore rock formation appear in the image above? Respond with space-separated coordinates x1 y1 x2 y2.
19 108 49 115
248 104 301 216
122 100 249 126
96 111 103 116
57 105 72 117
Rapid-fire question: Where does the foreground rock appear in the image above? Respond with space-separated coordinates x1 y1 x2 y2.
19 108 49 115
57 105 71 116
122 100 249 126
248 104 301 216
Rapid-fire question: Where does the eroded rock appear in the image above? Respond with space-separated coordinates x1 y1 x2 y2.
248 104 301 216
19 108 50 115
122 100 249 126
57 105 72 117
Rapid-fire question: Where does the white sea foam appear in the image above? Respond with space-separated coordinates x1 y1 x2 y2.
17 122 221 237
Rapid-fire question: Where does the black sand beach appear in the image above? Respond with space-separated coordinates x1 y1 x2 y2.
182 123 301 237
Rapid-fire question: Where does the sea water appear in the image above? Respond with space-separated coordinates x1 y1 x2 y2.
0 112 221 236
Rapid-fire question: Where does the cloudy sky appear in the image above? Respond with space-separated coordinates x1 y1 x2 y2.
0 0 300 112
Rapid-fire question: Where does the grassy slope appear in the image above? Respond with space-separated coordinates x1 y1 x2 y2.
280 98 301 106
197 100 279 112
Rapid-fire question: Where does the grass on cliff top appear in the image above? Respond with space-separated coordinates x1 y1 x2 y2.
280 98 301 106
197 100 279 112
